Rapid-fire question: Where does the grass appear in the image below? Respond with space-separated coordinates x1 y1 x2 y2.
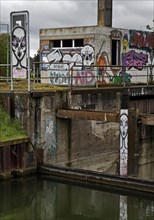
0 79 69 92
0 105 27 142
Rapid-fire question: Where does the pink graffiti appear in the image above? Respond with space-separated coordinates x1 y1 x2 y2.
75 71 95 85
125 50 148 70
129 30 154 50
13 67 27 78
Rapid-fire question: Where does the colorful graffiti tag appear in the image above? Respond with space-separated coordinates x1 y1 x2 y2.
74 70 96 85
41 45 95 85
40 29 152 86
124 50 148 70
129 30 154 51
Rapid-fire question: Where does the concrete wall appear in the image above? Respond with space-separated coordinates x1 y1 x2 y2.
0 89 153 179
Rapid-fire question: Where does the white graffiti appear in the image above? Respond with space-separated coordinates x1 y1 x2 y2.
41 45 95 85
120 109 128 176
46 44 94 69
12 25 27 78
81 45 95 66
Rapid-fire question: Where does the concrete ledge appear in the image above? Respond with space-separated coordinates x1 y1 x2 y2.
0 137 29 148
38 165 154 194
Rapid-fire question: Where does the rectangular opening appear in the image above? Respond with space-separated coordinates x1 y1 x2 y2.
112 39 120 66
63 39 72 47
74 39 83 47
53 40 61 48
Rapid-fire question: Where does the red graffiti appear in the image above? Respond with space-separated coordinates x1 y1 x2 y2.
75 71 95 85
129 30 154 51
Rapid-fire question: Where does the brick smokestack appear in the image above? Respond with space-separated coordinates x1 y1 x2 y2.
97 0 112 27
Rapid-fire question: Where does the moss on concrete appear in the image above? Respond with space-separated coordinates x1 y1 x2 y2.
0 105 27 142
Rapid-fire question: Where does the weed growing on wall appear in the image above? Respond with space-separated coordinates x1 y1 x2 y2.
0 105 27 141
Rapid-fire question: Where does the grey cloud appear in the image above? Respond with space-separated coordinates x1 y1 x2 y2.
0 0 153 57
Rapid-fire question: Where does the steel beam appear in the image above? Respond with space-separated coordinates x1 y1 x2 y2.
139 114 154 126
57 109 119 122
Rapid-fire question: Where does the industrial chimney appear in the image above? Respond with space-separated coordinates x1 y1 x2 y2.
98 0 112 27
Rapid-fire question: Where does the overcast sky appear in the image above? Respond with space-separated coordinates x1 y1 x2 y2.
0 0 154 57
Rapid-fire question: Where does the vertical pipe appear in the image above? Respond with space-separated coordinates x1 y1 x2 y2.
33 62 36 90
6 24 9 82
10 13 13 92
27 11 30 92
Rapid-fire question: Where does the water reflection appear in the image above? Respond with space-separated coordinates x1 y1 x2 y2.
0 177 153 220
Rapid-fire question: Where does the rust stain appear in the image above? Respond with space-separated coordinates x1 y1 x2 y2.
57 109 119 122
139 114 154 126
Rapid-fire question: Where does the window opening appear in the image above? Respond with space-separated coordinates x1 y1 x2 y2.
112 39 120 66
53 40 61 48
63 39 72 47
75 39 83 47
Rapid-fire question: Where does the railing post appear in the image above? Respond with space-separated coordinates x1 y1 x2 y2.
96 66 98 89
71 67 73 91
33 62 36 90
147 65 149 86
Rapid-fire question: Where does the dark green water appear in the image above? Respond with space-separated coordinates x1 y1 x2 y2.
0 176 154 220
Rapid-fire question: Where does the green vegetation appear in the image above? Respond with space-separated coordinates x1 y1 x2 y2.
0 33 10 77
0 106 27 142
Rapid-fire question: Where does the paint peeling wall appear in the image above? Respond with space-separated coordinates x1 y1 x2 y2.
40 26 154 86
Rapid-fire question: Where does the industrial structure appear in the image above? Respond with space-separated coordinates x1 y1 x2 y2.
0 0 154 184
39 0 153 86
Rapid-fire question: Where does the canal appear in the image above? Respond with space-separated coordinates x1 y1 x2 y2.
0 176 154 220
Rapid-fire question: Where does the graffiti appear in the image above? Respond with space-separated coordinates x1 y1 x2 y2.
96 50 119 83
46 44 94 70
41 70 96 86
124 50 148 70
80 45 95 66
12 25 27 78
113 72 132 85
74 70 96 85
41 44 95 85
122 34 129 53
129 30 154 51
45 118 57 160
96 51 108 82
50 70 69 85
149 50 154 83
120 109 128 176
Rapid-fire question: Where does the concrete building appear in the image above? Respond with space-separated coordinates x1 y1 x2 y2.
39 0 154 86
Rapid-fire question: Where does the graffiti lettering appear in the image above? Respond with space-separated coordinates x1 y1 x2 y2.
129 30 154 51
124 50 148 70
74 71 96 85
50 71 69 85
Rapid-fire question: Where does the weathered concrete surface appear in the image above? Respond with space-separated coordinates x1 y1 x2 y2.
0 86 154 180
139 114 154 126
138 126 154 180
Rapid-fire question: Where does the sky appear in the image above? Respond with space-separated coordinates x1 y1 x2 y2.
0 0 154 57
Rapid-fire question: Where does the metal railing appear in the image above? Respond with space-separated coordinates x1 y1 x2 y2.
0 62 153 92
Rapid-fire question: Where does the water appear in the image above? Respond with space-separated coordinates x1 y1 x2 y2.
0 176 154 220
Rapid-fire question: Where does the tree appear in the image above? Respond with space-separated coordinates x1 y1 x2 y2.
0 33 10 76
